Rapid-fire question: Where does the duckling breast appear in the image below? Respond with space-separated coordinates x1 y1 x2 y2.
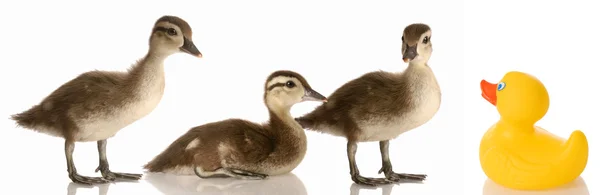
356 68 441 142
74 84 165 142
262 136 308 175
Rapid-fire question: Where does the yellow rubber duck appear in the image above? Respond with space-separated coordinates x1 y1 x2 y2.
479 71 589 190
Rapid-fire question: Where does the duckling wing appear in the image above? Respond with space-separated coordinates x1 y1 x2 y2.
209 119 275 165
147 119 275 173
298 71 408 131
235 123 276 163
329 71 406 111
11 70 127 131
43 70 127 115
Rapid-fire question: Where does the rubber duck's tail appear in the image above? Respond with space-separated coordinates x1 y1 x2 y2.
557 130 588 179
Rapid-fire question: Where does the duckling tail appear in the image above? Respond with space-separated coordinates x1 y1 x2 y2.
144 146 182 173
557 130 588 178
10 105 42 129
296 114 342 136
295 116 316 130
144 135 196 173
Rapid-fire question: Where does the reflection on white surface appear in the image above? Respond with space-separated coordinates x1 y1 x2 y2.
349 183 395 195
482 177 589 195
145 172 307 195
67 183 110 195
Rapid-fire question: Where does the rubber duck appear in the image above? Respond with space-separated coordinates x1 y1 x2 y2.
10 15 202 185
295 23 438 186
479 71 588 190
144 70 327 179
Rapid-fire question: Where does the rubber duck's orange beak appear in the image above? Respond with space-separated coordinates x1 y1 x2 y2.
480 80 497 106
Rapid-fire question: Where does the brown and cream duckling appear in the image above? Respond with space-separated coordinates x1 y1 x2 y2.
295 23 440 186
10 15 202 185
144 70 327 179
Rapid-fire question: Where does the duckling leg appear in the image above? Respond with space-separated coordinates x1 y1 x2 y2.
194 166 267 180
65 140 110 185
347 141 396 186
193 166 229 178
377 140 427 182
225 168 268 179
94 139 143 181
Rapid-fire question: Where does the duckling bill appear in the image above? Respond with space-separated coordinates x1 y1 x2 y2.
295 23 440 186
144 70 327 179
10 15 201 185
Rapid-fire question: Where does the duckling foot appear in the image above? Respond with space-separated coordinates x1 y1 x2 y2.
347 141 396 186
378 167 427 182
69 172 110 185
65 140 110 185
95 166 143 181
377 140 427 182
194 166 268 180
95 140 142 181
351 174 396 186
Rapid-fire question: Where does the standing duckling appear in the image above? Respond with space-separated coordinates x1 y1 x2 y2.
10 15 202 185
144 70 327 179
295 23 440 186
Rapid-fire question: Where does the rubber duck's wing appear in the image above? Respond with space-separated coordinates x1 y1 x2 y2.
481 146 553 184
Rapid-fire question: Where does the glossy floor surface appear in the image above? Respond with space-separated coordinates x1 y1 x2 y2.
0 161 592 195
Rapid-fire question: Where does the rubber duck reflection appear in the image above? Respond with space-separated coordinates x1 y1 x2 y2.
482 177 589 195
145 172 307 195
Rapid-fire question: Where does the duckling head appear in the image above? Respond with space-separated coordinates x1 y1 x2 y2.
264 70 327 110
480 71 550 124
149 15 202 58
402 23 432 64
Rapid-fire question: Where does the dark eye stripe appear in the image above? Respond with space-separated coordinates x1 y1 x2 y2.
153 27 169 33
267 83 286 91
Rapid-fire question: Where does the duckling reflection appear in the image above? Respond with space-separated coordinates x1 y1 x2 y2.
66 182 109 195
482 177 589 195
350 183 394 195
145 172 307 195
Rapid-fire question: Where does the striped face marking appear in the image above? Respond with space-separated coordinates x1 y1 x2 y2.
265 76 306 108
266 76 303 91
150 22 186 53
153 22 183 38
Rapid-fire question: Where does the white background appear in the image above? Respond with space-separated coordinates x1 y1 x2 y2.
0 0 596 194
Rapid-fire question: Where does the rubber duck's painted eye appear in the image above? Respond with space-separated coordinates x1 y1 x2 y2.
497 82 506 91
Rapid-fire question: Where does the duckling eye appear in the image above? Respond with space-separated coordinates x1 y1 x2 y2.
167 28 177 36
401 36 404 42
285 81 296 88
422 36 429 44
497 82 506 91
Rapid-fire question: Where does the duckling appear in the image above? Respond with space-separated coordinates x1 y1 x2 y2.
143 70 327 179
295 23 440 186
10 15 202 185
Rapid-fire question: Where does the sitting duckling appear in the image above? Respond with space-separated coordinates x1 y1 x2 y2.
10 15 202 185
295 23 439 186
144 70 327 179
